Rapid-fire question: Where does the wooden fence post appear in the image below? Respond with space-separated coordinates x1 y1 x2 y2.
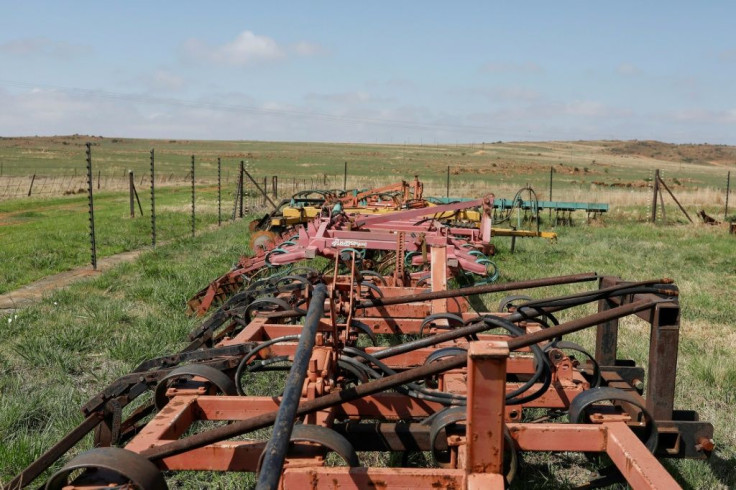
27 173 36 196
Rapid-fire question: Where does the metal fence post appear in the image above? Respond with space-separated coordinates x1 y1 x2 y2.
446 166 450 198
343 161 347 190
726 171 731 220
217 157 222 226
86 143 97 270
129 170 135 217
549 166 553 222
650 169 660 223
272 175 278 199
262 176 267 206
232 174 240 221
191 155 195 237
239 161 244 218
150 149 156 247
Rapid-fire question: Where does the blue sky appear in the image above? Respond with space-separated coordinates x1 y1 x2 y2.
1 1 735 143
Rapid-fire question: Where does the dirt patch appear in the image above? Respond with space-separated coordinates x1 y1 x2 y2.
0 250 144 313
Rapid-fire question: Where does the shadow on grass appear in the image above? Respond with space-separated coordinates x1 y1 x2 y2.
664 450 736 490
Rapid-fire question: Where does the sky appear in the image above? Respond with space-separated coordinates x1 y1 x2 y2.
1 1 735 144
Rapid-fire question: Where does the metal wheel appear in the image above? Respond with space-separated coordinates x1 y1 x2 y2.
568 387 658 452
419 313 469 337
244 296 302 323
428 407 517 482
46 447 167 490
498 294 533 312
359 270 388 286
256 424 360 473
544 340 602 388
154 364 236 409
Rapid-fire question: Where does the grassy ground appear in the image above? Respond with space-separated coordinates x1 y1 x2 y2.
1 137 733 295
0 137 734 488
1 136 733 192
0 185 226 294
0 216 734 488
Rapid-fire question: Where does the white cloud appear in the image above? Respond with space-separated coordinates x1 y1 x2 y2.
182 31 325 67
617 63 642 76
305 91 393 105
150 69 185 91
183 31 285 66
292 41 325 56
565 100 608 117
0 37 91 58
1 86 734 144
469 86 541 102
670 108 736 124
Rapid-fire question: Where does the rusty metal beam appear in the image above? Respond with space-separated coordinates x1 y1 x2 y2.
357 272 599 309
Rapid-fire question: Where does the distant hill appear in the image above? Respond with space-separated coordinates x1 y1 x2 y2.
603 140 736 166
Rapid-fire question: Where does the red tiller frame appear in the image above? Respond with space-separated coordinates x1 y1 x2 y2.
15 259 713 490
187 195 495 315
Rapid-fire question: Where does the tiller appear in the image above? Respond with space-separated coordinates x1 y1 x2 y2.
187 194 498 315
10 246 713 489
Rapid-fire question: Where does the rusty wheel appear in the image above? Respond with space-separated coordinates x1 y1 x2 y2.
46 447 167 490
249 230 279 252
154 364 236 409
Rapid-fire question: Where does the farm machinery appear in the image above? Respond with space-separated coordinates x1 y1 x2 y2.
250 177 558 242
8 190 712 490
9 267 714 488
188 194 500 316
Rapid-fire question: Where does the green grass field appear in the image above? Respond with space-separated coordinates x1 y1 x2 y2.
1 136 733 295
1 136 733 191
0 219 733 488
0 186 225 294
0 136 734 488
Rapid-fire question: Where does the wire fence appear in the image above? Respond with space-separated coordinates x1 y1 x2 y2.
0 170 346 202
0 144 349 295
0 142 732 296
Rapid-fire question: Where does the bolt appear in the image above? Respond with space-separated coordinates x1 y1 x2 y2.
633 379 645 391
695 437 715 452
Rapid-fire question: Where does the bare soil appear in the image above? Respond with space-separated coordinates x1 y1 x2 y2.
0 249 143 314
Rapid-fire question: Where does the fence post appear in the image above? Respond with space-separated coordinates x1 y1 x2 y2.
27 173 36 197
243 169 279 211
650 169 660 223
217 157 222 226
86 143 97 270
272 175 278 198
262 176 267 206
129 170 135 217
150 149 156 247
549 166 554 222
343 161 347 190
191 155 196 237
726 171 731 220
239 161 245 218
446 166 450 198
232 170 241 221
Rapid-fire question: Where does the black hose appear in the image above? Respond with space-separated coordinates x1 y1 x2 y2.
235 335 301 395
256 283 327 490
